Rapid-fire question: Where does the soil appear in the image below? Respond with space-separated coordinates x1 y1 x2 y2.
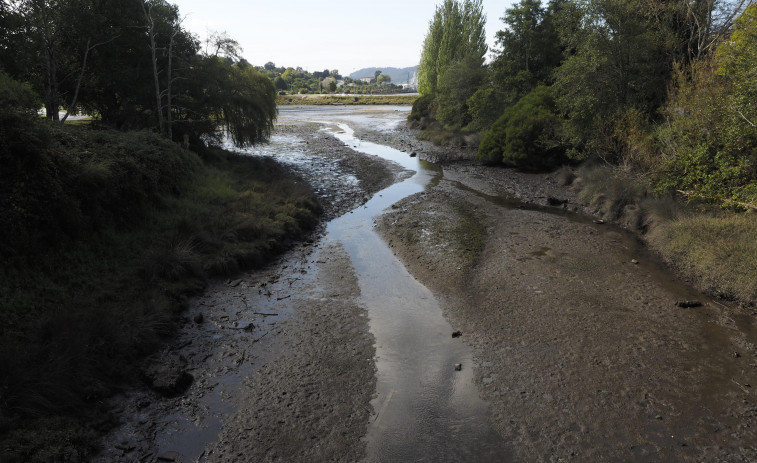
95 107 757 462
373 131 757 462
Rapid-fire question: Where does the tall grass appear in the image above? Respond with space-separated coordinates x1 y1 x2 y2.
649 212 757 302
576 164 757 305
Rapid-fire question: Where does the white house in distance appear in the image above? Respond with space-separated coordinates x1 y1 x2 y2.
360 77 372 84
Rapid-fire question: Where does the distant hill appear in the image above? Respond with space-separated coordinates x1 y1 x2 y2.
349 66 418 85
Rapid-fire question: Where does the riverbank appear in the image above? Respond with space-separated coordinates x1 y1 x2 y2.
0 123 325 461
91 109 405 462
276 94 417 106
370 124 757 461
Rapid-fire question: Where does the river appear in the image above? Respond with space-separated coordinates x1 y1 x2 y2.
96 105 757 462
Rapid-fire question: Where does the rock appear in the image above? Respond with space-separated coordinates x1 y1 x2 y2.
194 313 204 324
547 197 568 206
631 259 639 264
410 152 417 157
675 300 703 308
455 363 462 371
228 279 242 287
157 451 181 461
141 353 194 397
452 331 462 338
593 219 605 224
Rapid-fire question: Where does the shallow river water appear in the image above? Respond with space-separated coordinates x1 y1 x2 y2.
97 106 756 462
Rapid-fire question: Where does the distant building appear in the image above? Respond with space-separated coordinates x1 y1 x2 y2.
360 77 372 84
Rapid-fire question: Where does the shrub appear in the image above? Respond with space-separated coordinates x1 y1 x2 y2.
476 85 565 171
408 93 437 122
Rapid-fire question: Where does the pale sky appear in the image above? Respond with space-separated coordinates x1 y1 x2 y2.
171 0 516 75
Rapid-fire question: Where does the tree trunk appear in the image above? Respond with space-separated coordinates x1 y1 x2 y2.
61 37 90 123
142 1 165 135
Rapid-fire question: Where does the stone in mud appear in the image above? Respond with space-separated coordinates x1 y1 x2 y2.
675 300 703 308
157 451 181 461
452 331 462 338
455 363 462 371
141 354 194 397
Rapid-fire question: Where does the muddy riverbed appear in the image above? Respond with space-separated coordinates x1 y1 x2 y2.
96 106 756 462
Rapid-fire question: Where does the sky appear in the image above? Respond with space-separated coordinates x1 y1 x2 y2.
171 0 516 75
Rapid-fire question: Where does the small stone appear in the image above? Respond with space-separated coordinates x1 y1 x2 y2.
410 152 417 157
451 331 462 338
593 219 605 224
193 313 204 324
454 363 462 371
631 259 639 264
228 279 242 287
733 352 741 358
675 300 703 308
157 451 181 461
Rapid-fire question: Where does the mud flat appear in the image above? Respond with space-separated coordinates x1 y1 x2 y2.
376 162 757 462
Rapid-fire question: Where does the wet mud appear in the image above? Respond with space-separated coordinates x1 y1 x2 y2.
96 106 757 462
376 164 757 462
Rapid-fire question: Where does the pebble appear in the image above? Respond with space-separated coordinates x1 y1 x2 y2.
455 363 462 371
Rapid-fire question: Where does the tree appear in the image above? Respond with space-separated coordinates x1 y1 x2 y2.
477 85 564 170
274 75 287 91
657 3 757 203
551 0 672 159
264 61 275 70
416 0 487 127
417 0 487 96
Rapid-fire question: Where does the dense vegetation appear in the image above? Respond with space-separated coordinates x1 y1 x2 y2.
260 62 414 95
414 0 757 303
415 0 756 202
0 1 323 460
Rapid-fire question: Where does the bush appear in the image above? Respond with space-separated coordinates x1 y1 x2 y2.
476 85 565 171
0 71 41 115
408 93 436 122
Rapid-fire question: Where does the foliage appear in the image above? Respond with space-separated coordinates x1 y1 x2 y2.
0 70 40 113
477 85 564 170
0 120 321 460
435 54 487 129
552 0 672 159
416 0 487 129
656 3 757 205
409 93 437 122
1 0 276 148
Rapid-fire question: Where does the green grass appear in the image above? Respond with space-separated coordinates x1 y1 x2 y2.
0 118 321 461
575 163 757 305
650 212 757 302
276 94 417 106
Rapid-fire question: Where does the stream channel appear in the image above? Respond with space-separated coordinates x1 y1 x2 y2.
98 106 757 462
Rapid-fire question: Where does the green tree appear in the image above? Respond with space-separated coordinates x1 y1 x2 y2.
274 75 288 91
657 3 757 203
477 85 564 170
417 0 487 96
416 0 487 127
552 0 671 159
